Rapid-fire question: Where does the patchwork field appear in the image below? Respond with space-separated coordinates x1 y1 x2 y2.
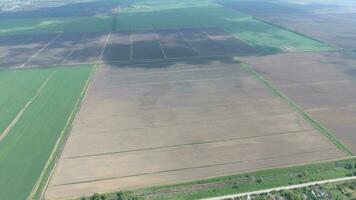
218 0 356 50
0 65 94 200
258 13 356 50
0 16 115 35
115 2 333 54
0 32 109 68
0 0 334 57
45 58 345 199
0 1 119 18
241 51 356 153
1 0 355 200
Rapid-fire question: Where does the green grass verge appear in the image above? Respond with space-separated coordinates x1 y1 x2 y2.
115 0 334 53
239 62 353 156
79 158 356 200
0 15 114 35
0 65 94 200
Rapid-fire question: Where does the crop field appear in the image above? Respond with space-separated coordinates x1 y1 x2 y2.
0 16 115 35
218 0 356 50
0 28 260 68
241 51 356 154
0 1 119 18
115 2 334 54
1 0 355 200
0 66 94 200
258 13 356 50
93 158 356 200
45 58 345 199
0 0 334 59
0 32 109 68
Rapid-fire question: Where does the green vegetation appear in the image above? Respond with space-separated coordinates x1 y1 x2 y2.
0 15 114 35
0 69 49 136
77 158 356 200
0 0 334 53
0 65 94 200
236 180 356 200
322 180 356 199
116 1 334 53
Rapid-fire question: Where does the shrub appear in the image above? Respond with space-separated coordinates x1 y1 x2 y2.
90 193 101 200
344 163 353 169
256 178 263 183
346 173 353 177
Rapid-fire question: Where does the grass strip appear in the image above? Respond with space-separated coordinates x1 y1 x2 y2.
77 157 356 200
29 65 97 200
239 62 353 156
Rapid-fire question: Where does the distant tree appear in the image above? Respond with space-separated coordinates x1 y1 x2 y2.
256 177 264 183
232 182 239 189
297 171 307 178
346 173 353 177
344 163 353 169
281 191 303 200
90 193 101 200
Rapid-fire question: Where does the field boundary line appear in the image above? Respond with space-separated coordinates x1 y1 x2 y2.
253 16 340 50
27 65 98 200
0 72 53 142
239 61 353 156
60 33 87 65
277 79 354 88
177 28 201 56
202 30 229 54
81 111 308 135
307 104 356 113
21 33 62 67
105 66 235 77
202 176 356 200
154 31 167 58
225 29 251 47
115 76 246 87
97 32 112 62
56 148 337 186
129 30 133 60
0 51 9 58
66 129 314 159
105 52 263 65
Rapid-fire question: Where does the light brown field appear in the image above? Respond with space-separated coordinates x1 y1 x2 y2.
260 13 356 49
241 51 356 154
45 58 345 199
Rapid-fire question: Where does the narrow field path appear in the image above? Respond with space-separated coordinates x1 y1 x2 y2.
98 32 112 62
0 51 9 58
21 33 62 67
202 176 356 200
0 72 53 142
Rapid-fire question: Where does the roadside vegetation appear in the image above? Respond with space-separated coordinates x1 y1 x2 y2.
232 179 356 200
78 158 356 200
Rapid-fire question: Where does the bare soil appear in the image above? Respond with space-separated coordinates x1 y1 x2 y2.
241 51 356 154
45 58 344 199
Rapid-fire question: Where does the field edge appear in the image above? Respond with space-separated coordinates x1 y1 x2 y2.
239 61 353 156
74 156 356 200
27 64 97 200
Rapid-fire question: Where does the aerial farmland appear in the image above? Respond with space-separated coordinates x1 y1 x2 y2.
0 0 356 200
